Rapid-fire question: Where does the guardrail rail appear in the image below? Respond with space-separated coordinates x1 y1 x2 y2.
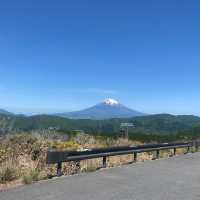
47 141 200 176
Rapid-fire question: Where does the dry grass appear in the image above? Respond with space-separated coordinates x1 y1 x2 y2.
0 160 21 184
0 133 195 191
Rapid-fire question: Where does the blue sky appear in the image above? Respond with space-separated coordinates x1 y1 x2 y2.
0 0 200 115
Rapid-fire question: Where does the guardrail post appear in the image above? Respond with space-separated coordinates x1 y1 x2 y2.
76 161 81 173
103 156 107 168
195 141 199 152
57 162 62 176
187 146 190 153
133 152 137 162
174 148 176 155
156 150 160 159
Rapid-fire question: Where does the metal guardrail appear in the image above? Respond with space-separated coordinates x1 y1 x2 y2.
47 141 199 176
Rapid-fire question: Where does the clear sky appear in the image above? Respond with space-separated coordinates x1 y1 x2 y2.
0 0 200 115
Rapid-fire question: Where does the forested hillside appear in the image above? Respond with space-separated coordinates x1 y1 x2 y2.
1 114 200 139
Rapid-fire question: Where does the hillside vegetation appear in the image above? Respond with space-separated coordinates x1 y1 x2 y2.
0 133 145 190
0 131 195 191
1 114 200 141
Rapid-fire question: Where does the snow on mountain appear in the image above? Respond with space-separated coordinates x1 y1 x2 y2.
56 98 146 119
103 98 119 106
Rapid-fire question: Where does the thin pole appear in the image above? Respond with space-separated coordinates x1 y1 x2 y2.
57 162 62 176
133 152 137 162
156 150 160 159
103 156 107 168
174 148 176 155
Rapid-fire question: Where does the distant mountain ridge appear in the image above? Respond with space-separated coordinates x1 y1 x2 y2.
0 109 13 115
56 98 145 119
1 100 200 140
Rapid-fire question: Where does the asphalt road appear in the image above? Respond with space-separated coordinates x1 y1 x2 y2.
1 153 200 200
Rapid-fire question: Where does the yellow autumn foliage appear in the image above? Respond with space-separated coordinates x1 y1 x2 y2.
54 141 81 150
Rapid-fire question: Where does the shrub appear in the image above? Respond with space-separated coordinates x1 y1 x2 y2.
31 148 41 160
22 174 32 185
9 134 38 146
0 166 19 183
54 141 81 150
22 170 40 184
30 170 40 181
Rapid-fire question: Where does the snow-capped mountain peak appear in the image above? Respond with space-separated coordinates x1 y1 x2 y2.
56 98 145 119
103 98 119 106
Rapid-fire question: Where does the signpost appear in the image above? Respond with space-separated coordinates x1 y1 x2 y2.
120 123 134 138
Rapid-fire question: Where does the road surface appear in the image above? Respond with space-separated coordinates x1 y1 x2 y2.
1 153 200 200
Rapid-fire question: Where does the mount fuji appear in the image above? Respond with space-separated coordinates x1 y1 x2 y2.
56 98 145 119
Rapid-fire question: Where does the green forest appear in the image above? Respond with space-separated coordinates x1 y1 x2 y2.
1 113 200 142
